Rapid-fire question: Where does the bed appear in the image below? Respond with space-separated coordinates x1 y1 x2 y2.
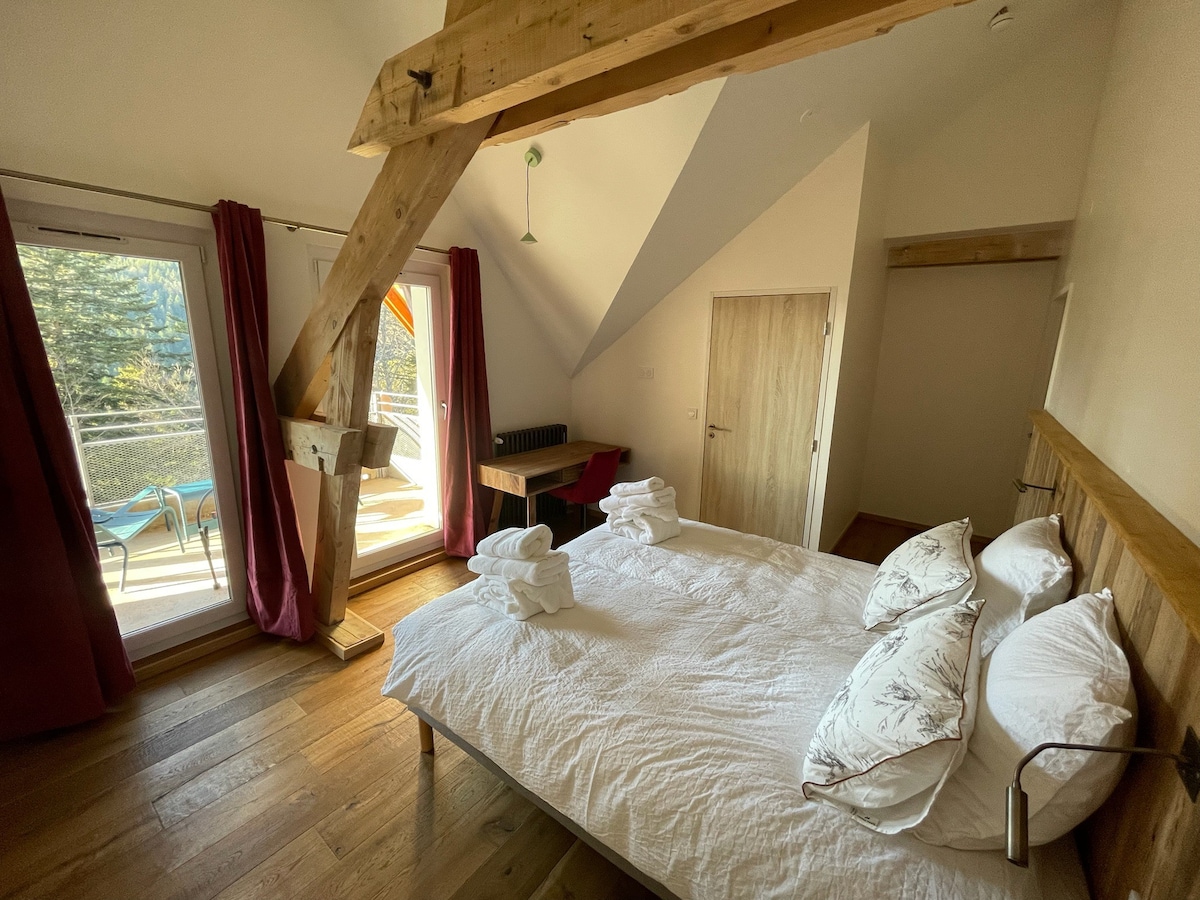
381 412 1200 899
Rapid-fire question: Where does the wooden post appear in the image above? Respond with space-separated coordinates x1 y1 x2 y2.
311 299 386 659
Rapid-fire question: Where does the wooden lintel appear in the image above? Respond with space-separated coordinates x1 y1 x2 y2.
313 609 384 660
483 0 960 148
279 416 365 476
273 117 493 419
349 0 961 156
887 227 1068 268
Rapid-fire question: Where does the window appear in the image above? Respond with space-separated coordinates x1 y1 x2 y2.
16 220 245 657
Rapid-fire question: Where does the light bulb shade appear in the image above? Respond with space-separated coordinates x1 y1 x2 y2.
520 231 538 244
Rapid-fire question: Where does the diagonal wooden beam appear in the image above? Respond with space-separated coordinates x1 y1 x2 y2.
273 115 494 418
482 0 964 148
348 0 802 156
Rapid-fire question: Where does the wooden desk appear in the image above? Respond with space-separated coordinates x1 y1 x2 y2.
477 440 630 528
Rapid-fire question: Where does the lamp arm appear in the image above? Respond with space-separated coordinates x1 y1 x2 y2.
1007 737 1200 868
1012 741 1197 791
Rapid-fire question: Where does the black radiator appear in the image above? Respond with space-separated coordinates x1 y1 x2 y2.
492 423 568 529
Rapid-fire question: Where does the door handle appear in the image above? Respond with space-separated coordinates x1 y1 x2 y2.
707 424 731 432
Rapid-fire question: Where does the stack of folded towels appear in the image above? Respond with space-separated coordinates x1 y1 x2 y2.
467 524 575 621
599 477 681 546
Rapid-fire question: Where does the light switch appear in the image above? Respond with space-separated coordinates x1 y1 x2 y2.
686 408 698 419
638 366 654 379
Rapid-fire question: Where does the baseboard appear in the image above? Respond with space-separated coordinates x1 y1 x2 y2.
132 621 262 682
856 511 995 547
349 549 449 597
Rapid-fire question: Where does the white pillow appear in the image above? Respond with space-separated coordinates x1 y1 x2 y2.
803 596 985 833
862 519 976 631
914 589 1134 849
974 514 1073 655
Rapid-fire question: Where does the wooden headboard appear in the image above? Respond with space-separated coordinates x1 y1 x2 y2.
1015 411 1200 900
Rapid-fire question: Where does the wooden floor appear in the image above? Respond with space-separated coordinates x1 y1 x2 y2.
0 558 656 900
832 512 991 566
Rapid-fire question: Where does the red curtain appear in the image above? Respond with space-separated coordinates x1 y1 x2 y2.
0 185 135 740
212 201 314 641
442 247 494 557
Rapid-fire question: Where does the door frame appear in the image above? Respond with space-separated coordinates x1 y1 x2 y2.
698 287 839 549
12 217 249 657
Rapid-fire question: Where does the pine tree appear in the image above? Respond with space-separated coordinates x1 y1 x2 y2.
16 245 195 414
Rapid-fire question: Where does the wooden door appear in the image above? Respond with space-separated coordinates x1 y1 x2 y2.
700 293 829 545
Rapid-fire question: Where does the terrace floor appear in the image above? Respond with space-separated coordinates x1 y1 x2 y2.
100 525 230 636
355 474 438 558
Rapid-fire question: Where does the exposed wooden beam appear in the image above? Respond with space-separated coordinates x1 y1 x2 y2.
279 417 365 476
311 299 381 656
483 0 960 147
361 423 400 469
348 0 782 155
887 227 1068 268
273 116 494 418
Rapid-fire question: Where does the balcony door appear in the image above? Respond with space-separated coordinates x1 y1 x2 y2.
15 221 245 658
314 255 448 577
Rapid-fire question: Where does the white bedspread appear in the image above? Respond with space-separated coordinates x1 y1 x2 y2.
382 521 1086 900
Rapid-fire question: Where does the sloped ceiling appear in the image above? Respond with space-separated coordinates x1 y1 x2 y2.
451 82 724 372
446 0 1112 375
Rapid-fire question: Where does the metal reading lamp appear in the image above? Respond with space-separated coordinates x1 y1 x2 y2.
1006 728 1200 866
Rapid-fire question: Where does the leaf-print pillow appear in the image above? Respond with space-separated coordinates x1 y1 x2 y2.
802 596 985 834
862 519 976 631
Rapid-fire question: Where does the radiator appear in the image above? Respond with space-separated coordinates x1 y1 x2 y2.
492 423 568 529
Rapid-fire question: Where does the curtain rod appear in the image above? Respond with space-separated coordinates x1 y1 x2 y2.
0 167 450 254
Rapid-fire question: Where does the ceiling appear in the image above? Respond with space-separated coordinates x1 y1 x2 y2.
0 0 1112 375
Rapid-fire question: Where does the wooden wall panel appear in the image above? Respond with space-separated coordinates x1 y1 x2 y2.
1015 411 1200 900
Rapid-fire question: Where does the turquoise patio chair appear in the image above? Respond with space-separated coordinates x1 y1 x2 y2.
91 493 183 591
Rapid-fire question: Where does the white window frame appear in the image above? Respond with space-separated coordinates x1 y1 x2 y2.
13 219 248 658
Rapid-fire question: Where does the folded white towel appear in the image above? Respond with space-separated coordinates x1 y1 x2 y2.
610 505 678 524
598 486 677 513
608 512 681 546
472 573 576 620
476 524 553 560
467 549 569 586
610 477 664 497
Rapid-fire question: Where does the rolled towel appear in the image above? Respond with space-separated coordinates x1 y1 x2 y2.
598 486 677 513
472 573 576 620
476 524 553 560
467 549 569 586
610 477 664 497
609 511 681 546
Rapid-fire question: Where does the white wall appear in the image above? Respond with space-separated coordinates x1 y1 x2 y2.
1046 0 1200 545
884 9 1115 238
818 125 892 549
860 262 1061 538
571 127 869 540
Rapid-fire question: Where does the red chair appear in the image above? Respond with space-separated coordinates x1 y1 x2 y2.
549 448 624 530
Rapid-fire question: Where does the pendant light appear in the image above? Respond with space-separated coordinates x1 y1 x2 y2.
520 147 541 244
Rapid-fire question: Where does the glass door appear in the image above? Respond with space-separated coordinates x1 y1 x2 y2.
16 224 244 655
314 257 448 576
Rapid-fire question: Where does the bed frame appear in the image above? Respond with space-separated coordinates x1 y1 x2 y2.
414 409 1200 899
1015 410 1200 900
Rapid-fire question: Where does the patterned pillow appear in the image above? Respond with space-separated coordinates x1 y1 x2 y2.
862 519 976 631
802 596 985 833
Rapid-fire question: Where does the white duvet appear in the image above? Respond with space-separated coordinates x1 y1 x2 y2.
382 521 1086 900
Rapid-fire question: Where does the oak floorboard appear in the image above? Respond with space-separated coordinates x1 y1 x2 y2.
0 561 647 900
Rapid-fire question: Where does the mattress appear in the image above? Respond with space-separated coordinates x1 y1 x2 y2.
381 521 1088 900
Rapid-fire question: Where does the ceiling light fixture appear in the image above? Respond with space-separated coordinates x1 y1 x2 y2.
520 147 541 244
989 6 1015 31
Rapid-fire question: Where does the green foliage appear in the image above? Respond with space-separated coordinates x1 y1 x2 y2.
373 306 418 398
17 244 197 414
